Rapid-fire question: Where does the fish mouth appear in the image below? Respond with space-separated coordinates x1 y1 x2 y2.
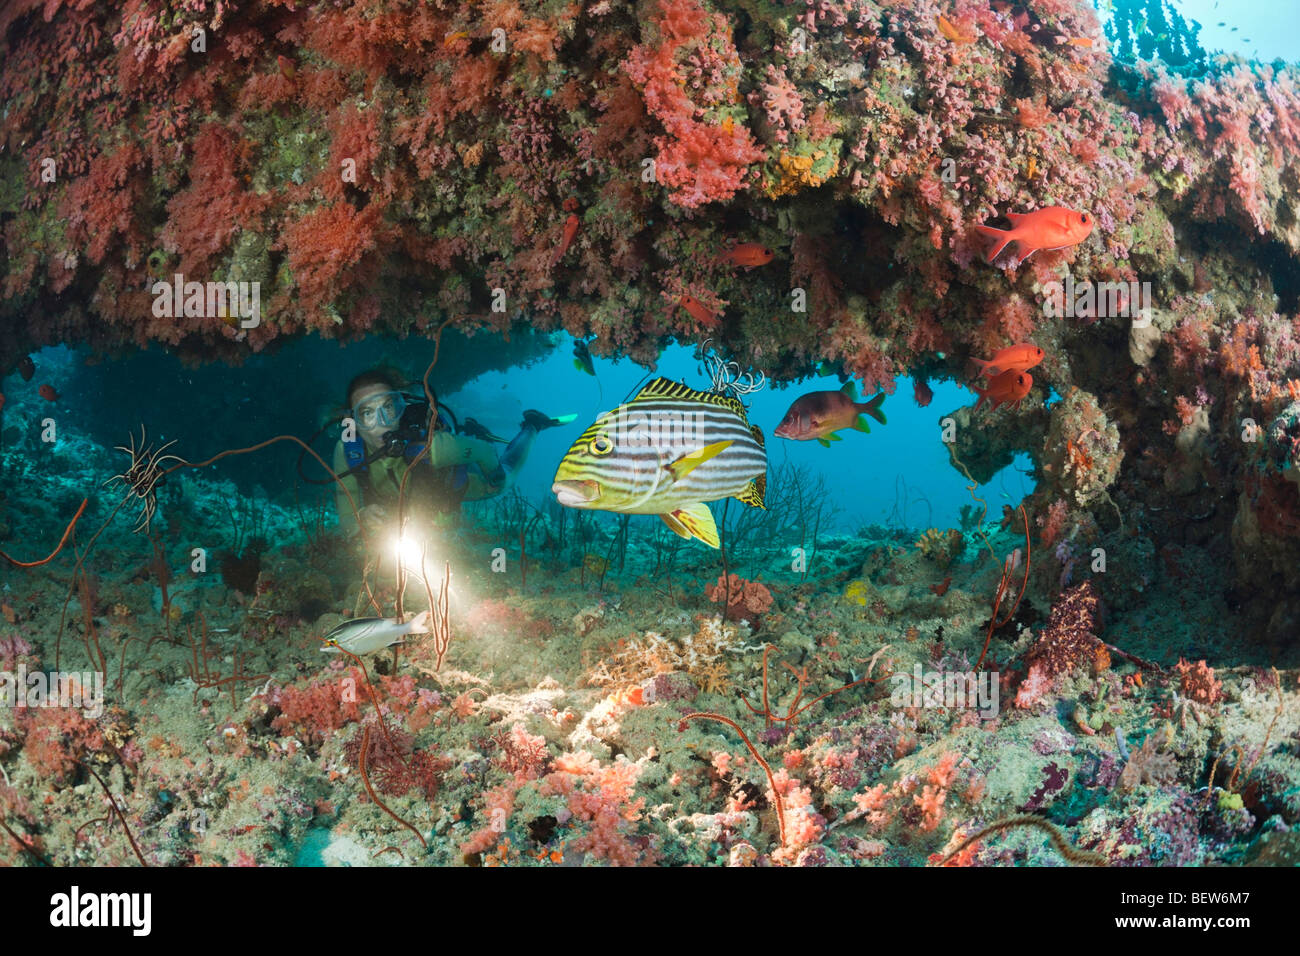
552 479 600 507
773 424 794 438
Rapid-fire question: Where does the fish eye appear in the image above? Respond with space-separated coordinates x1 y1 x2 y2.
1080 213 1089 224
589 435 613 456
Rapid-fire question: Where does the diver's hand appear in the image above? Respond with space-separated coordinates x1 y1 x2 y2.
359 504 388 534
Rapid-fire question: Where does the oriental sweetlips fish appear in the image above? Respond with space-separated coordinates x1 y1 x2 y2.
774 380 886 446
320 611 431 655
551 377 766 548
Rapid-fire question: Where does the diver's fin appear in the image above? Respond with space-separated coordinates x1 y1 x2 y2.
660 503 720 548
523 410 578 430
666 440 733 483
736 473 766 510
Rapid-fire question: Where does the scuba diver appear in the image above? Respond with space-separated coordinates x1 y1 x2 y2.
332 368 572 539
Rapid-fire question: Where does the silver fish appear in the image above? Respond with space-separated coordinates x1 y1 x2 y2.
320 610 431 655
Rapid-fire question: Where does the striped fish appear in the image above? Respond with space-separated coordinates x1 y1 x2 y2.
551 377 766 548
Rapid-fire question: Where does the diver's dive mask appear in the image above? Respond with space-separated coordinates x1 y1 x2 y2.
353 390 408 430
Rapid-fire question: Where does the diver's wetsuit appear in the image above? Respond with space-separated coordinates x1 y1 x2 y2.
332 426 536 536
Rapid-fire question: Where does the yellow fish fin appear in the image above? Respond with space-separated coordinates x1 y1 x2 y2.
665 439 733 483
735 473 766 510
660 511 692 540
661 503 719 548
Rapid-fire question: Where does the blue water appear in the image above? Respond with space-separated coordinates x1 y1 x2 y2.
1100 0 1300 63
447 336 1032 534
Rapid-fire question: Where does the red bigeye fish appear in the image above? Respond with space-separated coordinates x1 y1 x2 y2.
38 384 60 401
971 370 1032 412
679 294 721 328
975 206 1093 265
717 243 775 269
550 214 580 267
774 380 887 446
914 378 933 407
970 343 1044 378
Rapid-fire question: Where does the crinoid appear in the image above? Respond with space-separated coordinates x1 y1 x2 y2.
103 427 183 534
699 339 766 400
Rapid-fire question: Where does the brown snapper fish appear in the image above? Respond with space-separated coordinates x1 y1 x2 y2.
774 380 887 446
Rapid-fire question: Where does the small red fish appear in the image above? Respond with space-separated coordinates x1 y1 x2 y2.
971 343 1044 378
0 392 5 413
38 384 59 402
971 370 1032 413
550 214 579 267
936 14 976 44
975 206 1093 265
276 54 296 80
718 243 775 269
18 356 34 381
914 378 933 407
679 294 720 328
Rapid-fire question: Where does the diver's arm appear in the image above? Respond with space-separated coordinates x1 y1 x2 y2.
333 442 363 536
428 431 504 479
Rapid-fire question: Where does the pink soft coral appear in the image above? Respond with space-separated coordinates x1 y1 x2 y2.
706 573 773 626
625 0 765 208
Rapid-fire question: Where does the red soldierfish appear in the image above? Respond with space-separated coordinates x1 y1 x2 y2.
774 380 887 446
718 243 775 269
914 378 934 407
679 294 721 328
38 384 59 401
550 214 580 267
975 206 1093 265
970 343 1044 378
971 370 1033 412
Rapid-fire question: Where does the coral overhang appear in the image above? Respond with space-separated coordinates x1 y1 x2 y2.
3 0 1300 635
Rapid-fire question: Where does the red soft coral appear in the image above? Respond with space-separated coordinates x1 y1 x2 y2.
162 123 268 274
280 202 388 328
707 573 773 627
